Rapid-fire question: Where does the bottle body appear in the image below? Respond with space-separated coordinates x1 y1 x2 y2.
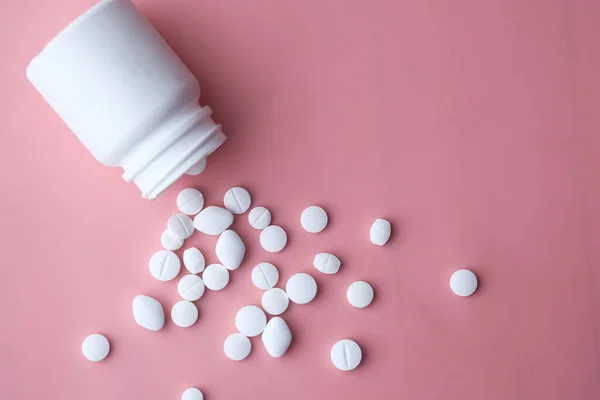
26 0 226 199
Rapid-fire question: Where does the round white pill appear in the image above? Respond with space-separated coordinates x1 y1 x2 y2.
202 264 230 291
300 206 328 233
450 269 478 297
183 247 205 274
186 158 207 176
346 281 374 308
161 229 184 251
261 288 289 315
149 250 181 282
370 218 391 246
224 333 251 361
194 206 234 235
177 274 205 301
331 339 362 371
251 262 279 290
177 188 205 215
313 253 341 274
260 225 287 253
182 388 204 400
81 334 110 362
235 305 267 337
171 300 198 328
216 229 246 270
262 317 292 358
286 273 317 304
168 214 195 239
132 295 165 331
223 187 252 214
248 206 271 230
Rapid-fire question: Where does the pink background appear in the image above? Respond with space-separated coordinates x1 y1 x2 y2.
1 0 599 399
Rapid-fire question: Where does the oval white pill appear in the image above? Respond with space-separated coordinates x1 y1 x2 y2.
260 225 287 253
171 300 199 328
81 334 110 362
450 269 478 297
132 295 165 331
262 317 292 358
216 230 246 270
248 206 271 230
182 388 204 400
149 250 181 282
331 339 362 371
347 281 374 308
235 305 267 337
202 264 230 291
186 158 207 176
251 262 279 290
223 187 252 214
183 247 205 274
194 206 234 235
177 188 205 215
224 333 251 361
168 214 195 239
370 218 391 246
161 229 184 251
313 253 341 274
286 273 317 304
300 206 328 233
177 274 205 301
261 288 289 315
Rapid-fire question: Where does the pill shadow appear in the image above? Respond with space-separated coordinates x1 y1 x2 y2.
382 216 400 246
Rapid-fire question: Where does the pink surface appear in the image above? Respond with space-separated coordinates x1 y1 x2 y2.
1 0 599 399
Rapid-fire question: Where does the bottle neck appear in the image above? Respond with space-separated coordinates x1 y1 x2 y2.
121 104 226 199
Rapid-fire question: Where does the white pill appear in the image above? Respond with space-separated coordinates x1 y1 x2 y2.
286 273 317 304
235 305 267 337
300 206 328 233
251 262 279 290
216 230 246 270
346 281 374 308
224 333 251 361
202 264 230 291
186 158 207 176
248 206 271 230
450 269 478 297
132 295 165 331
370 218 391 246
177 188 205 215
183 247 205 274
260 225 287 253
261 288 289 315
182 388 204 400
171 300 198 328
313 253 341 275
177 274 205 301
161 229 184 251
262 317 292 358
168 214 195 239
331 339 362 371
81 334 110 362
223 187 252 214
149 250 181 282
194 206 234 235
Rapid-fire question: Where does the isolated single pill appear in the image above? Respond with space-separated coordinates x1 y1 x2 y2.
186 157 207 176
261 288 289 315
224 333 251 361
216 229 246 270
149 250 181 282
251 262 279 290
177 188 205 215
132 295 165 331
300 206 328 233
450 269 478 297
177 274 205 301
183 247 205 274
223 187 252 214
235 305 267 337
248 206 271 230
313 253 341 274
370 218 391 246
171 300 198 328
260 225 287 253
331 339 362 371
168 214 195 239
161 229 183 251
262 317 292 358
81 334 110 362
194 206 234 235
286 273 317 304
202 264 230 291
182 388 204 400
346 281 374 308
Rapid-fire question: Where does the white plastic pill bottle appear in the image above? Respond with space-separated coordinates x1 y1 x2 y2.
26 0 226 199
